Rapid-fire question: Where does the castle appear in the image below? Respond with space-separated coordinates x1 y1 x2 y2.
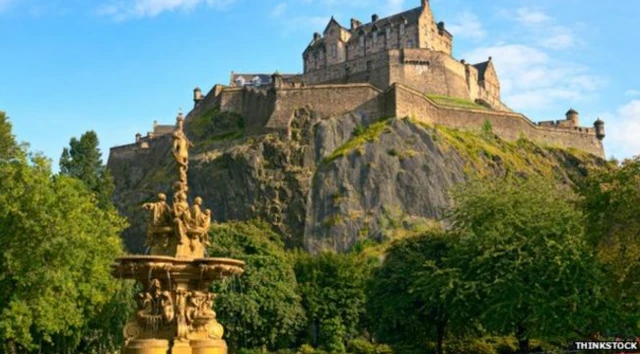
112 0 606 158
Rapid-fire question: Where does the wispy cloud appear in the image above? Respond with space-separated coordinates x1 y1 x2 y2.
501 7 551 26
464 44 603 112
602 99 640 159
271 2 287 18
98 0 236 21
447 11 486 40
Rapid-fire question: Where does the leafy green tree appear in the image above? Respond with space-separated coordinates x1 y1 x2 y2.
446 177 604 353
294 251 376 351
208 220 306 352
0 111 24 163
577 157 640 335
59 130 115 209
367 228 458 354
0 152 128 352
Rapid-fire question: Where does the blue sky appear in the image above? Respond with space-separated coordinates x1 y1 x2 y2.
0 0 638 168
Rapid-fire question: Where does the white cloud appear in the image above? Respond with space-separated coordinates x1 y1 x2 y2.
625 89 640 97
271 2 287 18
501 7 551 26
539 26 575 49
515 8 550 25
463 44 602 112
602 100 640 159
447 11 486 40
98 0 235 20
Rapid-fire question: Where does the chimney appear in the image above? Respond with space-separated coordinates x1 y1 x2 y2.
313 32 321 41
351 18 361 30
135 133 141 143
372 14 379 22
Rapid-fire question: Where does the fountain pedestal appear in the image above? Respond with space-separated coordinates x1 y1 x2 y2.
112 112 244 354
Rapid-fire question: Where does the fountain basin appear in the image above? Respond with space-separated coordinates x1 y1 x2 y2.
112 255 244 284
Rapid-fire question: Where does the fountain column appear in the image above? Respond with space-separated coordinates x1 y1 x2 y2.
112 111 244 354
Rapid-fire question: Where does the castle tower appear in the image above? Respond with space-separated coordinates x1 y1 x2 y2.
566 108 579 126
594 118 605 140
193 87 203 107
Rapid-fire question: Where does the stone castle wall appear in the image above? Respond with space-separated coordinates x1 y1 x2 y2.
392 84 603 156
303 49 504 111
134 81 604 159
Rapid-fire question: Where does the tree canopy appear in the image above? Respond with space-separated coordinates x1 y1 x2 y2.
0 116 129 353
59 130 114 209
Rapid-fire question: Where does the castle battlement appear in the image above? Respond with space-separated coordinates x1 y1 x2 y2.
110 0 606 158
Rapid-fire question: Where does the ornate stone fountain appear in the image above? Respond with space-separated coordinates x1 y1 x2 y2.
112 112 244 354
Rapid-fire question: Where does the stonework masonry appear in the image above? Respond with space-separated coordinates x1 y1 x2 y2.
110 0 606 159
175 80 603 157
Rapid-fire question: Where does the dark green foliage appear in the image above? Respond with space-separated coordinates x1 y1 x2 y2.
187 108 245 143
576 156 640 334
446 177 604 353
59 130 115 209
346 338 393 354
367 228 455 354
294 251 376 351
209 220 306 351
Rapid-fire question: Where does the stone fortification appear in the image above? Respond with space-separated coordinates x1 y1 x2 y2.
302 0 502 111
110 0 606 162
166 77 603 157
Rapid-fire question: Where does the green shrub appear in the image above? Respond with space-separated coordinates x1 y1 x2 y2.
347 338 376 354
446 339 497 354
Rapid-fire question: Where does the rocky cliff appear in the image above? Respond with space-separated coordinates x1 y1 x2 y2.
108 107 600 254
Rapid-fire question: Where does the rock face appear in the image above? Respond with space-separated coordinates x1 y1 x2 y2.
108 108 599 254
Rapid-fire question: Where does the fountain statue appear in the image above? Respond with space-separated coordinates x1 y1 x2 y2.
112 111 244 354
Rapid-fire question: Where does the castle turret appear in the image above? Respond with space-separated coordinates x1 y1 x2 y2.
193 87 203 107
566 108 579 126
135 132 141 143
272 71 283 89
594 118 605 140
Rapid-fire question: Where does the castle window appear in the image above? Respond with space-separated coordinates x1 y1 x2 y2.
373 32 378 43
360 36 365 47
366 61 372 71
330 43 337 58
385 27 391 38
407 40 414 48
400 23 405 35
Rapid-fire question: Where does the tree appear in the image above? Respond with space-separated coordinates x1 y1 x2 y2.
0 111 24 160
367 228 459 354
294 251 376 351
577 157 640 335
208 220 306 351
446 177 604 353
0 152 128 352
59 130 114 209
